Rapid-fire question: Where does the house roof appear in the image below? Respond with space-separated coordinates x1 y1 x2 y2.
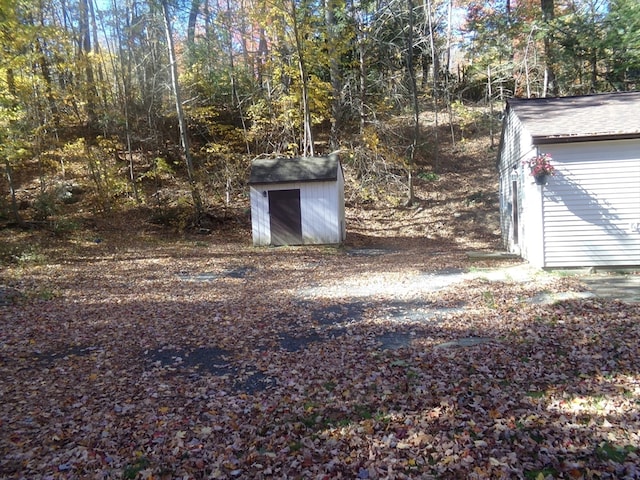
507 91 640 144
248 154 340 185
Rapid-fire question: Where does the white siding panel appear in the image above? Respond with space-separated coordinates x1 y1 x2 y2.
498 107 542 262
541 140 640 267
250 186 271 246
301 181 341 244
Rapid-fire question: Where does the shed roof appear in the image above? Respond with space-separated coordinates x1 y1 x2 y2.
248 155 340 185
507 91 640 144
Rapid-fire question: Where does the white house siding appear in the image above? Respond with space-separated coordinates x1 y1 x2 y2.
541 140 640 267
498 109 544 265
339 167 346 241
250 178 344 246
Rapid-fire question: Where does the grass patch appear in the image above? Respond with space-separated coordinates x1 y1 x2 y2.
595 442 636 462
123 456 151 479
525 390 546 399
525 467 558 479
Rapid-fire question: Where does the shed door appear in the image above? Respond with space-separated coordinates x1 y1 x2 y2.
269 189 302 245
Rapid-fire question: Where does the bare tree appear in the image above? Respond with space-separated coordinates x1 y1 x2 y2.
541 0 557 96
424 0 439 171
79 0 98 125
289 0 314 156
325 0 343 150
405 0 418 206
160 0 203 221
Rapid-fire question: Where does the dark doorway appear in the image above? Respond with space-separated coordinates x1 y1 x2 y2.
269 189 302 245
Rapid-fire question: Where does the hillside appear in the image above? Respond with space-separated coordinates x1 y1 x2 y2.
0 107 502 261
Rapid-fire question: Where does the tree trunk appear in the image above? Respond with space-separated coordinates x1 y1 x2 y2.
225 0 237 105
4 160 23 226
358 30 366 134
290 0 314 157
160 0 203 222
325 0 342 150
32 30 59 130
79 0 98 126
541 0 557 97
111 0 139 202
188 0 201 46
355 3 367 135
405 0 417 206
425 0 440 171
487 65 495 148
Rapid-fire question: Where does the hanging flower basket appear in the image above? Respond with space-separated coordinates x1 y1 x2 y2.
524 153 555 185
534 174 548 185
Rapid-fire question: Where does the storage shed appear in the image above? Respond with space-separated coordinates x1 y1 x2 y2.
498 92 640 268
248 154 346 246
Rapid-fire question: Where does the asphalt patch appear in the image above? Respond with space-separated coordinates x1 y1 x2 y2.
376 331 414 350
310 301 365 325
176 266 256 282
346 247 395 257
32 345 102 367
383 300 466 323
147 346 232 375
146 346 276 393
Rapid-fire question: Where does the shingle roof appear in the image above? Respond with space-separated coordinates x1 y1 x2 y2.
507 91 640 144
248 155 340 185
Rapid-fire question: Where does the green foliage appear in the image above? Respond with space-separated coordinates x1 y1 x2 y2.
0 242 34 266
245 68 332 155
15 246 47 266
418 172 439 182
604 0 640 90
451 100 483 141
524 467 558 479
464 0 516 64
33 190 59 221
51 218 79 235
140 157 176 182
59 138 131 212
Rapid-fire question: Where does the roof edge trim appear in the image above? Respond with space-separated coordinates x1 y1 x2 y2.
533 132 640 145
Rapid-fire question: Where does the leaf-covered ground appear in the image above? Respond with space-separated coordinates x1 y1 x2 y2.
1 232 639 479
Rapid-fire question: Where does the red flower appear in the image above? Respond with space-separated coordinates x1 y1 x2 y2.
523 153 555 176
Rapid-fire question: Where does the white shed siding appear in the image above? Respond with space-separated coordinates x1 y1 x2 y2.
250 179 344 246
302 180 341 244
249 185 270 246
541 140 640 267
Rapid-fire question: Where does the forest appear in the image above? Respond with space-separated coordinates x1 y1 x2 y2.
1 0 639 228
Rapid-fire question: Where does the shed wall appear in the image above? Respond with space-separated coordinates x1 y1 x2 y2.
250 171 345 246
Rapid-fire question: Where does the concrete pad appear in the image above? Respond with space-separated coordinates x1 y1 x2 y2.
529 291 597 305
435 337 496 349
467 251 521 260
580 275 640 303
